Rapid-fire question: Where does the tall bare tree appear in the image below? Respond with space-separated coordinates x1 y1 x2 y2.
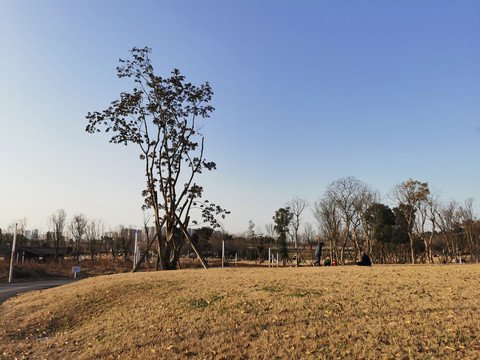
413 194 438 263
435 200 460 262
288 197 308 266
86 47 228 271
458 198 478 262
86 219 104 261
353 183 379 256
390 179 430 264
313 196 341 262
69 214 87 258
326 177 364 263
48 209 67 262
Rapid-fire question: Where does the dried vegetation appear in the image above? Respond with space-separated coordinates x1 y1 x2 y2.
0 259 139 283
1 265 480 359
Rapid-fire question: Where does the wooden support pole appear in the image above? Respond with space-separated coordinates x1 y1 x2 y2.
132 217 166 273
175 214 209 270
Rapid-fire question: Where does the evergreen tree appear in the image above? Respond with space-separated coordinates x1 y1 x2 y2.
273 207 293 266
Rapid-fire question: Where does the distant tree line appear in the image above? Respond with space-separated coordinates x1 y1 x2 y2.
312 177 480 265
189 177 478 266
260 177 479 265
1 178 478 267
0 211 142 263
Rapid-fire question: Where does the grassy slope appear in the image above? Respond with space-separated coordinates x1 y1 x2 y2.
1 265 480 359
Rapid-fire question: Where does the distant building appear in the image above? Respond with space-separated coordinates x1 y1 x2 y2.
142 226 155 242
126 228 141 240
24 229 39 240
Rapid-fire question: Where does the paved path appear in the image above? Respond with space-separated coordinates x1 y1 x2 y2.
0 279 77 305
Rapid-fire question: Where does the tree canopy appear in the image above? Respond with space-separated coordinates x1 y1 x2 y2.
273 207 293 265
86 47 228 270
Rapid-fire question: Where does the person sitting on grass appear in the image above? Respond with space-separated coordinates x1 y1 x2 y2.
324 256 331 266
357 252 372 266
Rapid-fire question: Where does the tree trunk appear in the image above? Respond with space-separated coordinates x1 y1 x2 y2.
55 237 60 263
329 239 334 262
409 234 415 264
340 231 348 265
350 230 360 262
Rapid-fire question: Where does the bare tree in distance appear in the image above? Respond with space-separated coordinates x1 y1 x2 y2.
8 218 26 235
303 222 315 245
86 47 229 271
48 209 67 262
435 200 460 262
86 219 104 261
326 177 363 263
390 178 430 264
313 196 341 262
288 197 308 266
69 214 87 258
458 198 478 262
265 224 275 239
413 193 438 263
353 182 379 256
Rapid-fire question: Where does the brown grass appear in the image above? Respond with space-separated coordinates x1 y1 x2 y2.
1 264 479 359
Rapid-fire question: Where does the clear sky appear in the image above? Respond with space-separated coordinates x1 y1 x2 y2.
1 0 479 235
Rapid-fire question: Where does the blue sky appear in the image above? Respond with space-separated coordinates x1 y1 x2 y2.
1 0 479 235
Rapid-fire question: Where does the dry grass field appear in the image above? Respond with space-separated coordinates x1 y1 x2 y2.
1 264 479 359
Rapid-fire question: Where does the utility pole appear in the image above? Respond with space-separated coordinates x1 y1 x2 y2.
8 224 17 283
133 231 138 271
222 239 225 267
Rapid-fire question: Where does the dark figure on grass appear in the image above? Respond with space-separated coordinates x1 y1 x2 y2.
314 242 324 266
324 256 331 266
357 252 372 266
